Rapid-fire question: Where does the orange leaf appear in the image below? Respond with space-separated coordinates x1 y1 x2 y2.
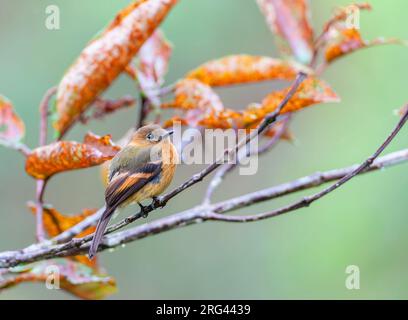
321 5 402 63
325 28 401 63
28 203 97 268
1 261 117 300
0 95 25 145
260 77 340 114
196 77 339 129
137 30 172 106
54 0 178 135
162 79 225 127
28 203 96 239
25 132 120 179
256 0 314 64
186 55 310 86
163 79 224 111
320 3 372 38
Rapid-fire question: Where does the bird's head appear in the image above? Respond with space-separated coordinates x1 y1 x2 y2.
129 124 174 147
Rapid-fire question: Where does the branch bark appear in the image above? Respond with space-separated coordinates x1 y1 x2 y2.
1 147 407 268
203 114 292 204
35 86 57 242
1 77 406 269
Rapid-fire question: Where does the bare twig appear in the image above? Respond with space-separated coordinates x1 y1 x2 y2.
152 73 307 206
79 96 135 124
208 106 408 222
8 73 306 246
86 73 306 238
39 86 57 146
49 75 304 244
35 86 57 242
203 115 292 204
3 141 31 157
1 135 407 266
35 179 47 242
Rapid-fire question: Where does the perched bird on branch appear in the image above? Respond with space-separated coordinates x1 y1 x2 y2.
89 124 178 258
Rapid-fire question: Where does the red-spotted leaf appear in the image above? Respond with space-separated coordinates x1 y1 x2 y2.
54 0 178 135
0 260 117 300
0 95 25 146
137 30 172 106
25 132 120 179
185 55 310 86
256 0 314 64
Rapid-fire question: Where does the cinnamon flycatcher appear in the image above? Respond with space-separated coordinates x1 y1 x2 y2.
89 124 178 258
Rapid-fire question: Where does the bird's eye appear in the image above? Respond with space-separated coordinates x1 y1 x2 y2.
146 133 154 141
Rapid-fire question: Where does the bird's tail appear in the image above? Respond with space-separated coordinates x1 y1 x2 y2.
88 206 115 259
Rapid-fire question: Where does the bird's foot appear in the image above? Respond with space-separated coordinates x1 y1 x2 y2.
152 196 164 209
138 202 149 218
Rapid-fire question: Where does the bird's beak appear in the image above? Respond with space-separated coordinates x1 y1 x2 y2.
160 129 174 140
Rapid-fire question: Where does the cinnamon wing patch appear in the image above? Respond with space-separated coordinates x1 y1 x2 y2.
105 162 162 210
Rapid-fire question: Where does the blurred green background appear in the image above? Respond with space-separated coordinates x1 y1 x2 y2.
1 0 407 299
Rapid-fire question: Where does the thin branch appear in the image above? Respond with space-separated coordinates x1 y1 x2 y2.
35 179 47 242
51 207 105 243
3 141 31 157
76 72 307 241
3 75 405 267
1 145 407 268
39 86 57 146
203 115 292 204
209 106 408 222
79 96 135 124
35 86 57 242
0 73 306 261
49 76 304 244
152 73 307 207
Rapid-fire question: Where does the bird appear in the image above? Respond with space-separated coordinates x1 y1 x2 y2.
89 124 179 259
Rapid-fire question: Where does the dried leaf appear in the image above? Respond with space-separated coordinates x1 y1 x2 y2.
54 0 178 135
162 79 225 127
137 30 172 106
320 4 402 63
320 3 372 39
25 132 120 179
259 77 340 114
0 261 117 300
197 77 339 129
0 95 25 146
186 55 310 86
163 79 224 111
28 203 97 268
256 0 314 64
325 28 401 63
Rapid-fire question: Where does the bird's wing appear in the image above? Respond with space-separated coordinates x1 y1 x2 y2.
105 161 162 211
